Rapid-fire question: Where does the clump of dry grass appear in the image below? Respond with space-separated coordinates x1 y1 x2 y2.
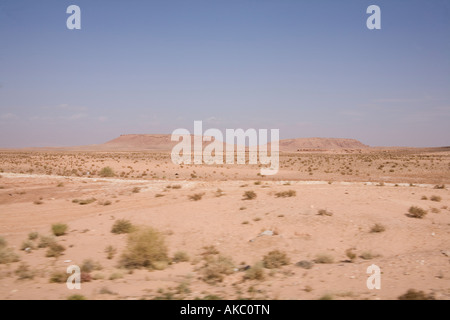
275 190 296 198
407 206 427 219
314 254 334 264
244 262 265 280
0 237 20 264
262 250 290 269
317 209 333 216
200 255 235 284
111 219 135 234
99 167 115 177
15 263 35 280
132 187 141 193
201 245 219 256
52 223 68 236
345 249 357 262
430 195 442 202
46 242 66 258
50 271 69 283
173 251 190 263
188 193 205 201
370 223 386 233
72 198 96 205
243 191 257 200
398 289 435 300
359 251 378 260
119 227 169 270
81 259 102 273
105 245 117 260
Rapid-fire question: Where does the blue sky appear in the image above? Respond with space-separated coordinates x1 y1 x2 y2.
0 0 449 148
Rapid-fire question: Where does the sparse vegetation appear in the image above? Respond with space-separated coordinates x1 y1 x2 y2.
430 195 442 202
370 223 386 233
105 245 117 260
243 191 257 200
119 227 169 270
111 219 135 234
0 237 20 264
81 259 102 273
275 190 296 198
359 251 377 260
46 242 65 258
38 235 55 248
244 262 265 280
345 249 357 262
407 206 427 219
50 271 69 283
398 289 435 300
317 209 333 216
52 223 68 236
72 198 96 205
173 251 190 263
200 255 235 284
314 254 334 264
132 187 141 193
99 167 115 177
188 193 205 201
28 232 39 241
67 294 86 300
262 250 290 269
15 263 35 280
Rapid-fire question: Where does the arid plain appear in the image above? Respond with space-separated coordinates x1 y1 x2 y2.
0 136 449 300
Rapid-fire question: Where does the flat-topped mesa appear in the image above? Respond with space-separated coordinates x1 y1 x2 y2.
100 135 368 151
278 137 369 152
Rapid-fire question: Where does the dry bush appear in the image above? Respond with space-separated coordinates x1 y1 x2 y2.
317 209 333 216
50 271 69 283
99 167 115 177
200 255 235 284
67 294 86 300
359 251 377 260
119 227 169 270
73 198 96 205
407 206 427 219
111 219 135 234
38 235 56 248
188 193 205 201
263 250 290 269
398 289 435 300
105 245 117 260
0 237 20 264
46 242 65 258
173 251 190 263
243 191 257 200
345 249 357 262
15 263 35 280
81 259 102 273
244 262 265 280
132 187 141 193
28 232 39 241
275 190 296 198
201 245 219 256
52 223 68 236
430 195 442 202
370 223 386 233
314 254 334 264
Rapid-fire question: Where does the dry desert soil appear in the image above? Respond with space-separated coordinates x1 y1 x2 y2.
0 142 449 300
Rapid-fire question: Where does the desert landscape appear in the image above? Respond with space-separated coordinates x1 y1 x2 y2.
0 136 449 300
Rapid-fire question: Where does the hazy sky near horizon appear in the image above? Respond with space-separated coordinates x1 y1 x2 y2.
1 0 449 148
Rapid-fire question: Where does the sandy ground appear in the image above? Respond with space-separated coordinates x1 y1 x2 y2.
0 150 449 300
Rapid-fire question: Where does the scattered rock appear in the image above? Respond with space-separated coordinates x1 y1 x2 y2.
258 230 274 237
295 260 314 269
